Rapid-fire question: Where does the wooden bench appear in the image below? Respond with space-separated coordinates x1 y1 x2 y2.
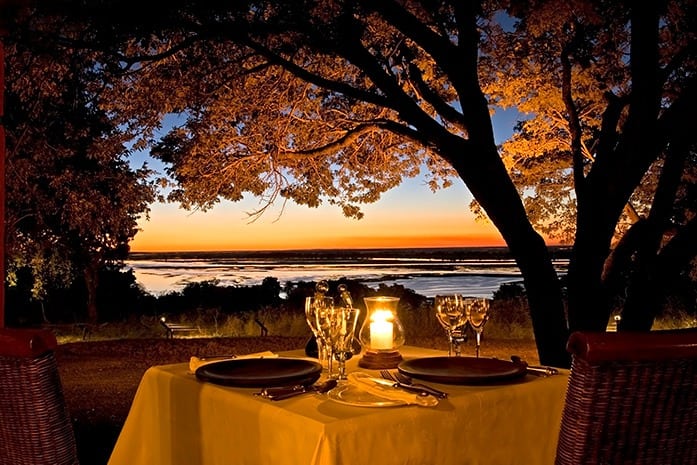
159 317 198 339
254 318 268 336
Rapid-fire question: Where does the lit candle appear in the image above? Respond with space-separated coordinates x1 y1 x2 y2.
370 310 394 350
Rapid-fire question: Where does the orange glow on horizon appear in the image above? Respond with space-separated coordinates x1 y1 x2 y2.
128 202 509 252
128 187 563 253
129 232 507 252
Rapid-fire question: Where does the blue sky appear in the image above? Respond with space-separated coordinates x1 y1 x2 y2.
128 108 523 251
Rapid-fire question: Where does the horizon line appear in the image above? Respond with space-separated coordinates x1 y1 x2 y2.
128 244 512 252
127 244 571 254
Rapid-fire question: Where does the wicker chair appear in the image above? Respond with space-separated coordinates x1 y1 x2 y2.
555 329 697 465
0 328 79 465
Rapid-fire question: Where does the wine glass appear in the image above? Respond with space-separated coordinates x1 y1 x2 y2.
314 303 339 378
315 305 359 380
305 296 334 370
330 306 360 381
465 297 491 358
434 294 468 356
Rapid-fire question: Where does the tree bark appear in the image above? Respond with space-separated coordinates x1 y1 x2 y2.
449 140 570 367
566 2 664 333
512 233 571 367
84 261 99 324
566 207 617 332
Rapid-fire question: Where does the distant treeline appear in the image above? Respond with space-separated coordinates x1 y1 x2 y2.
9 243 697 332
128 245 573 262
8 263 694 333
6 264 528 327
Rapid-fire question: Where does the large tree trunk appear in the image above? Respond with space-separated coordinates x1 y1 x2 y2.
620 83 695 330
449 139 570 367
511 232 570 367
566 222 615 332
84 261 99 324
602 220 655 330
566 3 665 333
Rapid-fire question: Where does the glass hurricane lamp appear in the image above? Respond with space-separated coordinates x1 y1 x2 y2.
358 296 405 369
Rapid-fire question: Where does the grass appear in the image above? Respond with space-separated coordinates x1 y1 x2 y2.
53 306 534 344
51 296 696 346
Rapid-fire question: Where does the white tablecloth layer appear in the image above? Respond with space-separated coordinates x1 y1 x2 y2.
108 346 568 465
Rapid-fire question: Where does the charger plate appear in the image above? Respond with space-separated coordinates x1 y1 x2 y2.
327 383 406 408
398 356 526 385
195 358 322 388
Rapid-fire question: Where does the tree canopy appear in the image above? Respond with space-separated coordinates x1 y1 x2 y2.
480 1 697 331
8 0 697 365
4 22 156 323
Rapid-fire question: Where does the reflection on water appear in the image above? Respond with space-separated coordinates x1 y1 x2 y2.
125 247 569 298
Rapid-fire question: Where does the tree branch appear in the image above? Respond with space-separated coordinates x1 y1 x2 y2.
362 0 486 136
656 73 697 149
234 35 394 111
594 91 625 162
280 119 429 159
560 36 585 200
328 14 456 149
406 62 466 130
363 0 459 75
656 217 697 285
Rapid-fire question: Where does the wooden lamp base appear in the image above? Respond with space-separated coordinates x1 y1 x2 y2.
358 350 403 369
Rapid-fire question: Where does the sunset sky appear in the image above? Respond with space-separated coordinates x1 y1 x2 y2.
129 178 506 251
128 109 521 252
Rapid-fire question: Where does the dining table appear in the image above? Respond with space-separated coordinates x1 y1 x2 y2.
107 346 568 465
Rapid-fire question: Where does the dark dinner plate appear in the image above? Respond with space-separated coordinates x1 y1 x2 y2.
398 356 527 385
195 358 322 388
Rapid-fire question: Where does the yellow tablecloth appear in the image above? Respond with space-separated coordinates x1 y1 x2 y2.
108 346 568 465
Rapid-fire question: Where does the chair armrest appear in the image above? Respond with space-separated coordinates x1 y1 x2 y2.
567 329 697 364
0 328 58 358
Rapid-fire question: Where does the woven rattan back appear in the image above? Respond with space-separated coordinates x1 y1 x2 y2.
0 328 79 465
555 330 697 465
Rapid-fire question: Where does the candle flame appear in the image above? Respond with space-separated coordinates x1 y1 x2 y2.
370 309 393 322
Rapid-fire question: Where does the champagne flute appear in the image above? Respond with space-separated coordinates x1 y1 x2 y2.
330 306 360 381
465 297 491 358
305 296 334 370
337 283 362 357
315 304 355 380
314 303 340 378
434 294 468 356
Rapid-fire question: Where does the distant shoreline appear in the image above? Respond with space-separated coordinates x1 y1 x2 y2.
128 245 572 260
124 246 568 297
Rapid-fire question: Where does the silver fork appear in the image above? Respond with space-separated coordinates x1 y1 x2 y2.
380 370 449 399
379 370 397 382
394 372 449 399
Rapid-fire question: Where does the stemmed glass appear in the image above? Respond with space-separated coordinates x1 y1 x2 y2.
305 296 334 371
331 306 360 380
434 294 468 357
316 305 360 380
465 297 491 358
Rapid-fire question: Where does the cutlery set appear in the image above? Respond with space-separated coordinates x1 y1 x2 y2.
252 355 558 401
256 372 449 401
257 379 338 400
255 360 558 401
379 370 449 398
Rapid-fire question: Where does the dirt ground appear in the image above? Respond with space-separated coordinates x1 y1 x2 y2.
56 335 539 465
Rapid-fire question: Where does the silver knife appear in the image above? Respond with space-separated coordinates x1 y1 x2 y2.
369 377 432 397
511 355 559 376
258 379 337 400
